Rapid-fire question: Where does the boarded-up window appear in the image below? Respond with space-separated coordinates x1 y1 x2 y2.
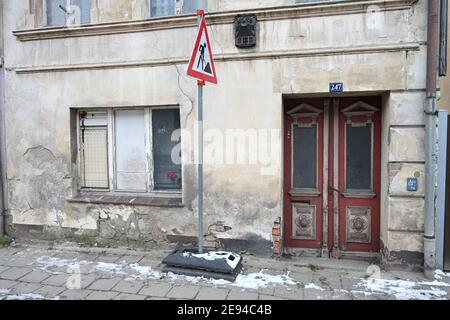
153 109 181 190
115 110 147 192
46 0 91 26
80 111 108 189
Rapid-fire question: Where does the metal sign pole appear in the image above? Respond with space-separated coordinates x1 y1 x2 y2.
161 11 241 282
197 12 204 254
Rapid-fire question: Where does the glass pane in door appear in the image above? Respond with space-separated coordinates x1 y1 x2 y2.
346 124 372 190
292 125 317 189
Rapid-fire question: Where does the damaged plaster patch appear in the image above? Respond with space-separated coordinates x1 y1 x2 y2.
12 145 74 228
47 210 67 227
93 206 141 240
23 145 57 169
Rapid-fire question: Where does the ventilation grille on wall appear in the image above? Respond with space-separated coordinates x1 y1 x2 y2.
234 15 257 48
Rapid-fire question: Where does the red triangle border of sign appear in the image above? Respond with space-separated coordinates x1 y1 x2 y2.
187 14 218 84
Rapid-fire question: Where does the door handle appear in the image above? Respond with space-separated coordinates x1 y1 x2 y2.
329 186 342 196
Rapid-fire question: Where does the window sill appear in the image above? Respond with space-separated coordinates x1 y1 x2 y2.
68 193 184 207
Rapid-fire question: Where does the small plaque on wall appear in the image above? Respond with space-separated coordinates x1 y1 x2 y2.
407 178 418 192
329 82 343 92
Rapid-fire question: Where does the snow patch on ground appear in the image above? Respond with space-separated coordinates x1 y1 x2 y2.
334 289 349 294
129 264 161 280
0 289 60 301
421 280 450 287
36 256 89 273
356 278 448 300
168 269 296 289
35 256 160 279
233 271 296 289
0 289 10 295
305 283 324 291
435 270 450 280
30 255 450 300
94 262 127 275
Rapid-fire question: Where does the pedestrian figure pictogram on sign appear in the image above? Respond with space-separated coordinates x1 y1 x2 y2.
187 13 217 84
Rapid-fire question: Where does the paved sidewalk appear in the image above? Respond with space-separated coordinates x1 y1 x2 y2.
0 240 449 300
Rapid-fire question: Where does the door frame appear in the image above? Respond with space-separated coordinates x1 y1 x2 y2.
282 94 382 258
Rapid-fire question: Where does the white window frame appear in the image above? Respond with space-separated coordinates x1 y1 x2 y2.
149 0 208 18
44 0 91 27
149 0 178 18
76 106 182 196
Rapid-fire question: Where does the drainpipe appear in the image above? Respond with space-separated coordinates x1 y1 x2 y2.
0 0 5 237
424 0 441 274
0 56 8 236
0 74 2 235
0 59 5 237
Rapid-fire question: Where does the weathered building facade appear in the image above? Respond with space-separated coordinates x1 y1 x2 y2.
0 0 447 270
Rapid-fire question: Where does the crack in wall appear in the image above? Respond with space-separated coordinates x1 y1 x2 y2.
174 64 194 122
20 201 34 215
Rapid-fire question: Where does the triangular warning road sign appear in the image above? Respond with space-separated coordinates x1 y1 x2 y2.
187 14 218 84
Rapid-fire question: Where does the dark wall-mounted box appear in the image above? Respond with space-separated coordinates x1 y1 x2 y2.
234 15 257 48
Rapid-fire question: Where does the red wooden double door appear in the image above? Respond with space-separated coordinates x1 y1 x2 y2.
283 97 381 256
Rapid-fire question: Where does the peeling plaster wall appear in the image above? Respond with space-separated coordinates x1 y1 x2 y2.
2 0 430 261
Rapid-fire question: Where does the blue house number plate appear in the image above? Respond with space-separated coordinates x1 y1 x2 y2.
407 178 418 192
329 82 344 92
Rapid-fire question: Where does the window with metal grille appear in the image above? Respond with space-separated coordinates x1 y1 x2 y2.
78 108 181 193
79 111 109 189
46 0 91 26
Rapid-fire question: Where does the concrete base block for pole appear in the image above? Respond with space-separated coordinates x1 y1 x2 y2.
162 248 243 281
